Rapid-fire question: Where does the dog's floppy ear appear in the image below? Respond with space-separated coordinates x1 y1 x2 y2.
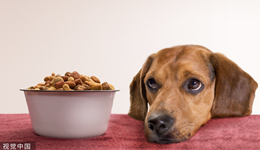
210 53 258 118
128 54 155 121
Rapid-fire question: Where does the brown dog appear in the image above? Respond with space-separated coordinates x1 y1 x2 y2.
128 45 258 144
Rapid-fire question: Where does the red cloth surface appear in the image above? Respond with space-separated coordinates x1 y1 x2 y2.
0 114 260 150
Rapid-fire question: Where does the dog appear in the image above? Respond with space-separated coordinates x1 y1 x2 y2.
128 45 258 144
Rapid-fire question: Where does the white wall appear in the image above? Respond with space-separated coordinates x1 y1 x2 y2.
1 0 259 114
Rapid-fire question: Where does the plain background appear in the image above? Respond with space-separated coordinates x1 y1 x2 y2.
0 0 259 114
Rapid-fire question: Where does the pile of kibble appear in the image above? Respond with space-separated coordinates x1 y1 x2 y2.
27 71 115 91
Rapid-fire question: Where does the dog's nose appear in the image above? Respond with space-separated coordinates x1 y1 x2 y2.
147 114 174 136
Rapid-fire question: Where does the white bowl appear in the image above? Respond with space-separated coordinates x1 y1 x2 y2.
21 89 119 139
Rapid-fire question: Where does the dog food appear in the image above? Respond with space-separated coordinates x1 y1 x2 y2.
27 71 115 91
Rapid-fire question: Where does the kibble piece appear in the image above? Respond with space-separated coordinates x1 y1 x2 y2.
71 71 80 79
47 86 56 91
64 81 76 89
68 77 74 81
56 74 62 77
101 82 115 90
44 76 51 81
28 86 36 90
85 80 102 90
45 83 51 87
39 86 49 90
65 72 72 77
102 82 111 90
49 76 55 80
36 83 45 88
80 75 90 82
39 86 45 90
63 84 73 91
91 84 102 90
74 79 83 85
91 76 101 83
61 76 68 81
109 84 115 90
55 81 65 89
74 85 85 90
51 77 64 87
83 84 90 90
51 73 55 76
74 84 90 90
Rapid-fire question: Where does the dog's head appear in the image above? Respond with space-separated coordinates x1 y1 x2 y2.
128 45 258 144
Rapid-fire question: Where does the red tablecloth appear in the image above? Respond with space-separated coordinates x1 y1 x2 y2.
0 114 260 150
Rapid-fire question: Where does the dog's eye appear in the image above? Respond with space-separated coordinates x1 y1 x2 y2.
147 78 157 90
188 79 202 90
183 78 204 95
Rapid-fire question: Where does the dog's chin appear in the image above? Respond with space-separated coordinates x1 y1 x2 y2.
147 133 188 144
155 138 176 144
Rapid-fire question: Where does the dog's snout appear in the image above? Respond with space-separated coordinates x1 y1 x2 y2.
147 114 174 136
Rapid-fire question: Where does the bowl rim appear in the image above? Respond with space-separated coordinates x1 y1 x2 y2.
20 89 120 92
